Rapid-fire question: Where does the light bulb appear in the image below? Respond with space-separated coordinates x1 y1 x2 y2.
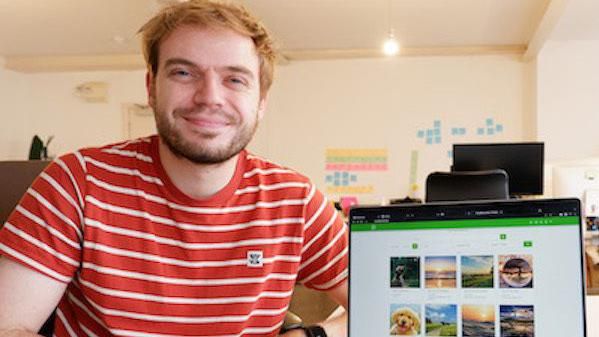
383 34 400 56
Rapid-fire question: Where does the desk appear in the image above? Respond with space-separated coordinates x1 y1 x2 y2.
288 285 339 324
585 243 599 293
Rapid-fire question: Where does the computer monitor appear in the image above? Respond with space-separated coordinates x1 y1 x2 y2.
452 142 544 196
349 199 586 337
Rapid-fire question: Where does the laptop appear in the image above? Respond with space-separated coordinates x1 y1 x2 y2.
349 199 586 337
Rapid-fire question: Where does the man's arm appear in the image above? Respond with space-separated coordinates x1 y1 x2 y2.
0 257 67 337
318 280 347 337
281 280 348 337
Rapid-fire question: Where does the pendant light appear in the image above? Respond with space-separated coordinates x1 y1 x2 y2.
382 0 400 56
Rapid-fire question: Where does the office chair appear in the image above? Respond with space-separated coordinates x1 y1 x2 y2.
425 169 509 203
0 160 51 226
0 160 55 336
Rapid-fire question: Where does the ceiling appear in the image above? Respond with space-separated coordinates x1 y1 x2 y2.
0 0 597 72
548 0 599 40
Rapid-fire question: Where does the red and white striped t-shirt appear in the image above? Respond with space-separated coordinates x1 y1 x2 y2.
0 136 348 337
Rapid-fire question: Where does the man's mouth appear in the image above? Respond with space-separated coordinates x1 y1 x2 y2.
183 115 229 129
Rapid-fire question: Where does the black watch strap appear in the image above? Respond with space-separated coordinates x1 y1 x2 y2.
303 325 327 337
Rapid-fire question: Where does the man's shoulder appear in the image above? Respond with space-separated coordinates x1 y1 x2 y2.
73 136 154 163
53 136 156 174
79 137 154 156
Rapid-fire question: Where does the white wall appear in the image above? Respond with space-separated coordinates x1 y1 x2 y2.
0 65 147 160
0 58 28 159
587 296 599 336
0 55 529 202
522 58 538 141
536 40 599 162
262 55 527 202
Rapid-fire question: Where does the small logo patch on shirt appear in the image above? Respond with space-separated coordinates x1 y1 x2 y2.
247 250 264 267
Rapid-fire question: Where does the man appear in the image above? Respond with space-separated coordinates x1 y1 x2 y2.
0 1 348 337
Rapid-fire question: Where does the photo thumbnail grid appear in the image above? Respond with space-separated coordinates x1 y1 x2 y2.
388 255 535 336
388 304 535 337
389 254 534 289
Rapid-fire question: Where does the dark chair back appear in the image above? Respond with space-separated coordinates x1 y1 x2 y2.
425 169 510 202
0 160 51 225
0 160 55 336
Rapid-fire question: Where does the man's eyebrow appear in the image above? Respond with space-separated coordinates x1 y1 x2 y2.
164 58 196 68
162 59 255 79
225 66 255 79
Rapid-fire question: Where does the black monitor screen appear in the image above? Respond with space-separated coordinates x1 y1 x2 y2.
452 142 544 196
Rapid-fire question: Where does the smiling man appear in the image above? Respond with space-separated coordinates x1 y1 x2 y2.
152 26 264 166
0 1 348 337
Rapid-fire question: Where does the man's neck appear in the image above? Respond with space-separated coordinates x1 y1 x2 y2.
158 140 239 200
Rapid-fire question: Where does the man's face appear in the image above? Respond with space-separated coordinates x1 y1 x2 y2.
147 25 266 164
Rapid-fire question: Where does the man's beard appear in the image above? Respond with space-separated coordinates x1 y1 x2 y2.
154 107 258 165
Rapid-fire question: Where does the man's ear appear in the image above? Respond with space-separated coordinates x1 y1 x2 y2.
146 71 156 109
257 94 268 121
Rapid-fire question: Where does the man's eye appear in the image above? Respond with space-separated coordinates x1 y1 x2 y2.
170 69 191 77
228 77 247 86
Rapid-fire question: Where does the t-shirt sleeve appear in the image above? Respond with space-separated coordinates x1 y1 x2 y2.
296 185 348 290
0 153 86 283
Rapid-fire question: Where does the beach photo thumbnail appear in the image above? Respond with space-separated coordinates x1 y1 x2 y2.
461 255 494 288
462 304 495 337
390 303 421 336
500 305 534 337
425 256 457 288
425 304 457 336
390 256 421 288
499 255 533 288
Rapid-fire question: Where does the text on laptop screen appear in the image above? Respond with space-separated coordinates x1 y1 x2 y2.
349 200 585 337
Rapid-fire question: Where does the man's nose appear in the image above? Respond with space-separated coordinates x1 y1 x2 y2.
193 72 224 107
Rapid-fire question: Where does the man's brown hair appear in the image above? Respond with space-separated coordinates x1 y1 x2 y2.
139 0 276 98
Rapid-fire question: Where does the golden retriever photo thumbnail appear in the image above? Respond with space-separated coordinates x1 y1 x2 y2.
390 306 421 335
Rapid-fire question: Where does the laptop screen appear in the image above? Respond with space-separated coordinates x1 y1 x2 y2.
349 199 586 337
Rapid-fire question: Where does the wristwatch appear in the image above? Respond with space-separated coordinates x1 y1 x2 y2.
299 325 328 337
284 325 327 337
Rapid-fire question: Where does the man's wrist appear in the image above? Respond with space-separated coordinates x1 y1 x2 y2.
284 325 327 337
302 325 327 337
